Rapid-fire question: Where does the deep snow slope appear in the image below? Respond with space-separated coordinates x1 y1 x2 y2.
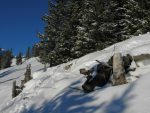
1 33 150 113
0 58 44 108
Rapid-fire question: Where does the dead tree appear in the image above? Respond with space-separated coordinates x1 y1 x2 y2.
44 63 47 72
12 81 17 98
24 64 32 82
112 53 127 85
12 81 22 98
21 80 25 89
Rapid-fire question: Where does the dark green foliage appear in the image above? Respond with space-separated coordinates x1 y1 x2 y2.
0 51 3 69
26 47 31 60
37 32 51 71
32 44 40 57
37 0 150 66
19 64 32 91
16 52 22 65
0 49 13 69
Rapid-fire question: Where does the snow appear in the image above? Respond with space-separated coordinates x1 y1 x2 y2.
0 57 44 108
1 33 150 113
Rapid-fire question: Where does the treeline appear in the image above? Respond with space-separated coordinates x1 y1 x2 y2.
0 46 40 70
37 0 150 66
16 46 41 65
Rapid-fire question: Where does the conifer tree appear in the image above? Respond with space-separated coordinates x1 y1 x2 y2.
0 54 2 70
16 52 22 65
26 47 31 60
40 0 74 65
37 0 150 66
32 44 40 57
0 48 3 69
0 49 13 69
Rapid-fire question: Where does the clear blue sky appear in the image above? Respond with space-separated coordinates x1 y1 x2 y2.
0 0 48 55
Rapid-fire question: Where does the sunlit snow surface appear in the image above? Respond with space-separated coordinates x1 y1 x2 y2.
1 33 150 113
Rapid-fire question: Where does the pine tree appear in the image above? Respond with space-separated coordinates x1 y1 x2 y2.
1 49 13 69
26 47 31 60
16 52 22 65
39 0 77 66
37 33 50 66
51 0 83 61
32 44 40 57
72 0 99 57
37 0 150 66
135 0 150 33
0 48 3 69
0 54 2 70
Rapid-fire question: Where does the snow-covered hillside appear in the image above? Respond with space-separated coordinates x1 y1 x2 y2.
1 33 150 113
0 58 44 109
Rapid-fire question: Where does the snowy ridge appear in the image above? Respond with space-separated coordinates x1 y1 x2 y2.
1 33 150 113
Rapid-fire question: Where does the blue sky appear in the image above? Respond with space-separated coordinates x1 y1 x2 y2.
0 0 48 55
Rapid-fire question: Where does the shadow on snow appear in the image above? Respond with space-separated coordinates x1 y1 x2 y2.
0 68 17 78
24 80 136 113
103 82 136 113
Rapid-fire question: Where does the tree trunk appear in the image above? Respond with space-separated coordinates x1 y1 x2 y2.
112 53 126 85
43 63 47 72
12 81 16 98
